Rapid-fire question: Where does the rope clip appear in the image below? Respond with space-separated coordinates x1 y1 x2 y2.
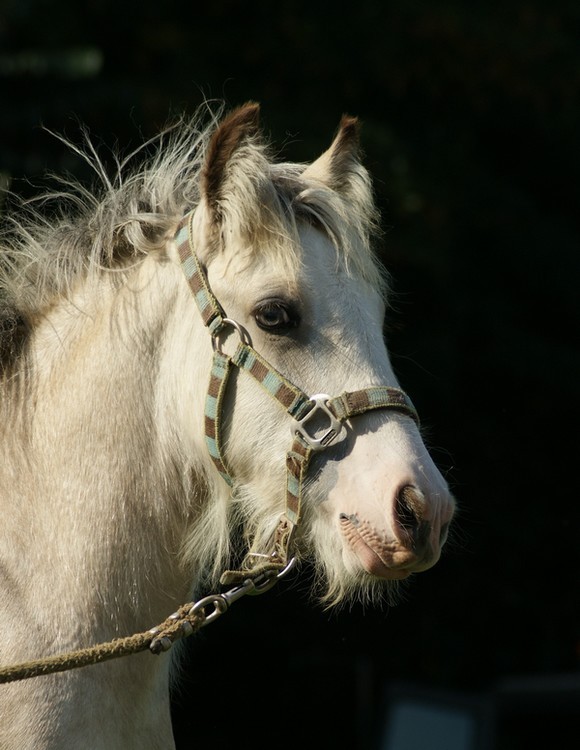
189 557 296 628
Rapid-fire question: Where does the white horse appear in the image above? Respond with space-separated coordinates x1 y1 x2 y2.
0 103 455 748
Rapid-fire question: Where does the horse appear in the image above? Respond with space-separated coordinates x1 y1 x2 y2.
0 102 455 748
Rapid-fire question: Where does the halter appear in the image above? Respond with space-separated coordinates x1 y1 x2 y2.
174 213 419 583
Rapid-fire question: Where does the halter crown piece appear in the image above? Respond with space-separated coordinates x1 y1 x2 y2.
174 213 420 584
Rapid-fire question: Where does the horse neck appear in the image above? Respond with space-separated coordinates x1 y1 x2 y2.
1 256 210 642
0 256 218 746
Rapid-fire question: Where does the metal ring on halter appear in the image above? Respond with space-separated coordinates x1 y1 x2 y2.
211 317 251 353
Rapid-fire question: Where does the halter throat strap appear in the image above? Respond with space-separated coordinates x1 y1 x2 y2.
174 213 419 580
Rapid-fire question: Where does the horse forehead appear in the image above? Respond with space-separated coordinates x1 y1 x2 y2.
209 250 300 300
296 224 371 285
208 224 326 294
209 223 383 322
298 227 385 319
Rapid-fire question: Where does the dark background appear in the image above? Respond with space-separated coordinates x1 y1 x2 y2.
2 1 579 748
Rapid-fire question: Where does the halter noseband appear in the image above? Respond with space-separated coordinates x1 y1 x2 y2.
174 213 419 583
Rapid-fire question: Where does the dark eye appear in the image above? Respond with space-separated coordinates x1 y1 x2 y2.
253 300 300 333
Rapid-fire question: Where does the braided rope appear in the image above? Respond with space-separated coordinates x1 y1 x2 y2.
0 604 207 684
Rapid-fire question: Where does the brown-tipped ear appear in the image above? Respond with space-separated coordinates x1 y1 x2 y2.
302 114 361 191
202 102 261 217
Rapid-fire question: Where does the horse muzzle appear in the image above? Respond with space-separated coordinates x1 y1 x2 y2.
339 484 454 579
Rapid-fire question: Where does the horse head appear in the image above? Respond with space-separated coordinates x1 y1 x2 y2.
175 103 455 605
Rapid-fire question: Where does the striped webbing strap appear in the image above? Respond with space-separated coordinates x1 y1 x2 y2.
174 213 420 577
175 214 226 336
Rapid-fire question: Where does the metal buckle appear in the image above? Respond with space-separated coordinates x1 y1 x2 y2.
291 394 346 451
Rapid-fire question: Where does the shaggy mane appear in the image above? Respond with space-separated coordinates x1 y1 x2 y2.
0 103 385 373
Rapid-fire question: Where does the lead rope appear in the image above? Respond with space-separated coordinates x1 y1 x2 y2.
0 561 296 684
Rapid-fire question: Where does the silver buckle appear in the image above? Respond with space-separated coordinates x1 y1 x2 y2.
291 394 346 451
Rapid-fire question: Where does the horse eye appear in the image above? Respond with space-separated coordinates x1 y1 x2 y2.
253 300 299 333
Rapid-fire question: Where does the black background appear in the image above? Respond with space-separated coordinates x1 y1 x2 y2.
2 1 579 747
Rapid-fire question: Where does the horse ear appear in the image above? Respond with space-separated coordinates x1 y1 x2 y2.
202 102 261 220
302 115 362 192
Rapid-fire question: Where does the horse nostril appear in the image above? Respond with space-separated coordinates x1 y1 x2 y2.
395 484 423 529
395 485 429 553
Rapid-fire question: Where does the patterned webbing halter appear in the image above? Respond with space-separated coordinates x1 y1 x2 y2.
174 212 420 583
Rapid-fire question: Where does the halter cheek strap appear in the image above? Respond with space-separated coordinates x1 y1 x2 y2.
174 213 419 582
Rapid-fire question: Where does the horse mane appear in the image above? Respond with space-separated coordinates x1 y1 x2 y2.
0 103 385 373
